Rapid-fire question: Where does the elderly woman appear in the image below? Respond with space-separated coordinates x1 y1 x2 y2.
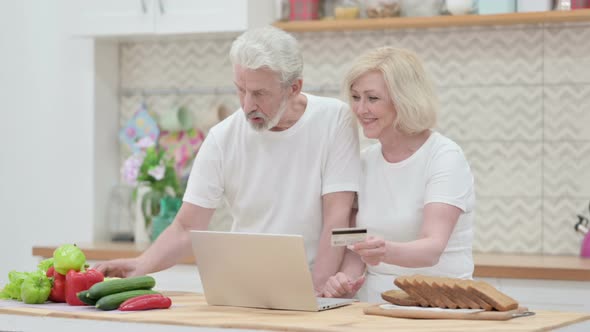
322 47 475 303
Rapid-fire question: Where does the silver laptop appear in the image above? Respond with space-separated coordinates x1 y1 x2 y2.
190 230 355 311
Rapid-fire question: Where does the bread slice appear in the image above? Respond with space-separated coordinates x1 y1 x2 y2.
467 281 519 311
455 280 493 310
381 289 420 306
433 277 470 309
394 276 430 307
445 281 481 309
421 276 458 309
411 275 443 308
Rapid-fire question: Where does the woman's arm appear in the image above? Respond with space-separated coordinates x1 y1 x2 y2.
352 202 461 268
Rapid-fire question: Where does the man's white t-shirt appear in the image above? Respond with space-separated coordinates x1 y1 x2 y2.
355 131 475 303
183 93 360 268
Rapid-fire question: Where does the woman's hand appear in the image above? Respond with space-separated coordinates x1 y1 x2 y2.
322 272 365 298
348 236 387 266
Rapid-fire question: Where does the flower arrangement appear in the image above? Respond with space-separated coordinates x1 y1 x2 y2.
121 137 183 228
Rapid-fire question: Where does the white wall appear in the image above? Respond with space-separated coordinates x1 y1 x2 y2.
0 1 95 281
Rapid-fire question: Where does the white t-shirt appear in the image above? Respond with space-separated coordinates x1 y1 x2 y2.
355 131 475 303
183 93 361 268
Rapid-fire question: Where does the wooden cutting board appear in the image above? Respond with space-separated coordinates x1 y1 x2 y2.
364 304 534 321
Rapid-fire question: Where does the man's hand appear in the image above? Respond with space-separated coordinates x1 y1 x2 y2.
93 257 143 278
322 272 365 298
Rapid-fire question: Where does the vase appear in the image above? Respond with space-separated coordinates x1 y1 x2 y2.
151 196 182 242
134 186 152 245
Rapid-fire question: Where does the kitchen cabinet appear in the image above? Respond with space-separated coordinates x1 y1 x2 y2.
65 0 275 37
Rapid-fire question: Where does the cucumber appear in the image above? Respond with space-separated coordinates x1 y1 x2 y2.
95 289 160 311
88 276 156 299
76 290 97 306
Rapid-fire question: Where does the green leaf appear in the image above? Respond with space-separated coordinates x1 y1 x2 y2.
37 258 54 273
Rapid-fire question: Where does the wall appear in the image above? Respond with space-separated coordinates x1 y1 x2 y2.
0 1 95 280
118 22 590 255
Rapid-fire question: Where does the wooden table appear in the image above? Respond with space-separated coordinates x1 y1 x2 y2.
1 293 589 332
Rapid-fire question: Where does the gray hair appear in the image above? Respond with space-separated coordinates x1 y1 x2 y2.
343 47 438 135
229 26 303 86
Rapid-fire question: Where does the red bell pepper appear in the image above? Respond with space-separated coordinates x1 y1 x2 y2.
48 268 66 303
118 294 172 311
65 269 104 306
45 266 55 278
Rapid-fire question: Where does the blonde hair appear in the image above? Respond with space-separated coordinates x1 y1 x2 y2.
343 47 438 135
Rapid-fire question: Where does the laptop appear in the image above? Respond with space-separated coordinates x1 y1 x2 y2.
189 230 355 311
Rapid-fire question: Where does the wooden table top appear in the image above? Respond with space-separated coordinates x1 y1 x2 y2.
32 243 590 281
2 293 590 332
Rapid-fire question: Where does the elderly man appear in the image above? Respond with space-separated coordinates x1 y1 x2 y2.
96 26 360 293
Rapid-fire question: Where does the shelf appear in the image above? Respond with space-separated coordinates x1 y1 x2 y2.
274 9 590 32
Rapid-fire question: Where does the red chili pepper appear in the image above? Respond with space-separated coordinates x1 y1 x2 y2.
65 269 104 306
119 294 172 311
45 266 55 278
48 269 66 303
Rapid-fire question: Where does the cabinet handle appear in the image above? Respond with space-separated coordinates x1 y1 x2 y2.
158 0 166 14
140 0 147 13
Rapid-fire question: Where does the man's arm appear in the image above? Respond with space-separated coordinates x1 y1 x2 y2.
312 191 355 292
136 202 215 273
96 202 215 277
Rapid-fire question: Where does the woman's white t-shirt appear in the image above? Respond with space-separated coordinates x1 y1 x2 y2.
355 131 475 303
183 93 361 269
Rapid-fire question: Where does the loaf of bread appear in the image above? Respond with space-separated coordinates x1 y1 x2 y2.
383 275 519 311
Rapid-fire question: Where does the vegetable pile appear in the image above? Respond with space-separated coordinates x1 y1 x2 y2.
0 244 171 311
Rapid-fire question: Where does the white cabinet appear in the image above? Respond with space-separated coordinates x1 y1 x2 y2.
66 0 155 36
65 0 275 37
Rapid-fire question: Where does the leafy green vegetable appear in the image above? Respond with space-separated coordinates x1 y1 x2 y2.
53 244 86 275
1 271 29 300
20 271 51 304
37 258 54 274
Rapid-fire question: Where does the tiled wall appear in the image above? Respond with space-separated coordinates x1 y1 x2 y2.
119 23 590 255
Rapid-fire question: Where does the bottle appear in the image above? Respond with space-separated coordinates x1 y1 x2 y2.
575 215 590 258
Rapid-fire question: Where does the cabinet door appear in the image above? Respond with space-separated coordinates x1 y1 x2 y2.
154 0 272 34
66 0 155 36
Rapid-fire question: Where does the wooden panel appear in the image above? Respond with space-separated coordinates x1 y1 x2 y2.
31 243 195 265
473 254 590 281
274 10 590 32
1 293 589 331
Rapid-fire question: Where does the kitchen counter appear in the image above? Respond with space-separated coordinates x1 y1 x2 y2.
1 292 590 332
32 243 590 281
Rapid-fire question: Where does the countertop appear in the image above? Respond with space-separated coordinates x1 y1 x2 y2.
32 243 590 281
2 292 590 332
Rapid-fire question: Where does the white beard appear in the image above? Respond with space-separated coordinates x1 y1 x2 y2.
247 96 288 132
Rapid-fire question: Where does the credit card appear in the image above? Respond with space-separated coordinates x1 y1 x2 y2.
331 227 367 246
